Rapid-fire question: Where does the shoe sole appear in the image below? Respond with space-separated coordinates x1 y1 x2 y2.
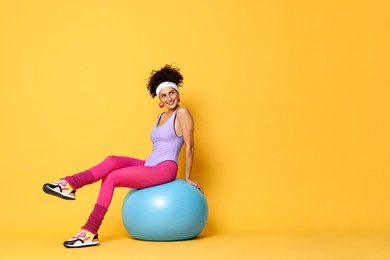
64 241 100 248
43 184 75 200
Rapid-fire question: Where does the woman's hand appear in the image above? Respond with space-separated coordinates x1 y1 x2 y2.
186 177 204 193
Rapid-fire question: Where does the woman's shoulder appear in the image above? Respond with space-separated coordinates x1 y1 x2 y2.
176 106 193 121
176 106 191 116
155 111 164 119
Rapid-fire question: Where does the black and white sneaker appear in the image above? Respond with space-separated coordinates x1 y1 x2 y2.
43 180 76 200
64 230 100 248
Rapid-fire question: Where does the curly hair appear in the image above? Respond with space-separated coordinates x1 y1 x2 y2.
147 64 184 98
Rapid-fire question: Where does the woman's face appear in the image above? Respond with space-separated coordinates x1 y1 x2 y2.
159 87 180 110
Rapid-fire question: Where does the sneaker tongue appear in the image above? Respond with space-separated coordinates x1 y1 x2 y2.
73 231 87 239
57 180 68 187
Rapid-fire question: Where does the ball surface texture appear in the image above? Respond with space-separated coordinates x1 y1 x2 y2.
122 179 208 241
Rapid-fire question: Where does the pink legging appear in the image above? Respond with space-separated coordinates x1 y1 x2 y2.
67 155 178 208
64 155 178 234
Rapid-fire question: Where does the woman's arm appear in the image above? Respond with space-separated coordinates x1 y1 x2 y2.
177 107 203 192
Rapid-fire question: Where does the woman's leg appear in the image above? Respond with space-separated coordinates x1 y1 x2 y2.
44 156 145 201
64 156 145 190
81 161 178 235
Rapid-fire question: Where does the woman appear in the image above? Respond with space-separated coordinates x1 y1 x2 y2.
43 64 202 248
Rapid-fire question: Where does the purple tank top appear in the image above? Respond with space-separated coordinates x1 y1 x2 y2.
144 109 184 166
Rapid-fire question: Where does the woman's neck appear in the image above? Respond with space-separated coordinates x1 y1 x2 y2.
165 105 179 114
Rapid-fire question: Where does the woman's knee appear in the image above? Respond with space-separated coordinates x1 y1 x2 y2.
101 155 128 171
103 155 120 165
102 155 143 169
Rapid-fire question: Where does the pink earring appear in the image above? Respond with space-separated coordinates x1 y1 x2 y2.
159 102 164 108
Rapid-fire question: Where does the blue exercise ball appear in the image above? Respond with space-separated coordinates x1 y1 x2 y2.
122 179 208 241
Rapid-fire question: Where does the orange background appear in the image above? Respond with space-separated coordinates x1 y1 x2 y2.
0 0 389 241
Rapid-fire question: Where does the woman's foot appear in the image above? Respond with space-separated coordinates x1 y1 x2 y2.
63 229 100 248
43 180 76 200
